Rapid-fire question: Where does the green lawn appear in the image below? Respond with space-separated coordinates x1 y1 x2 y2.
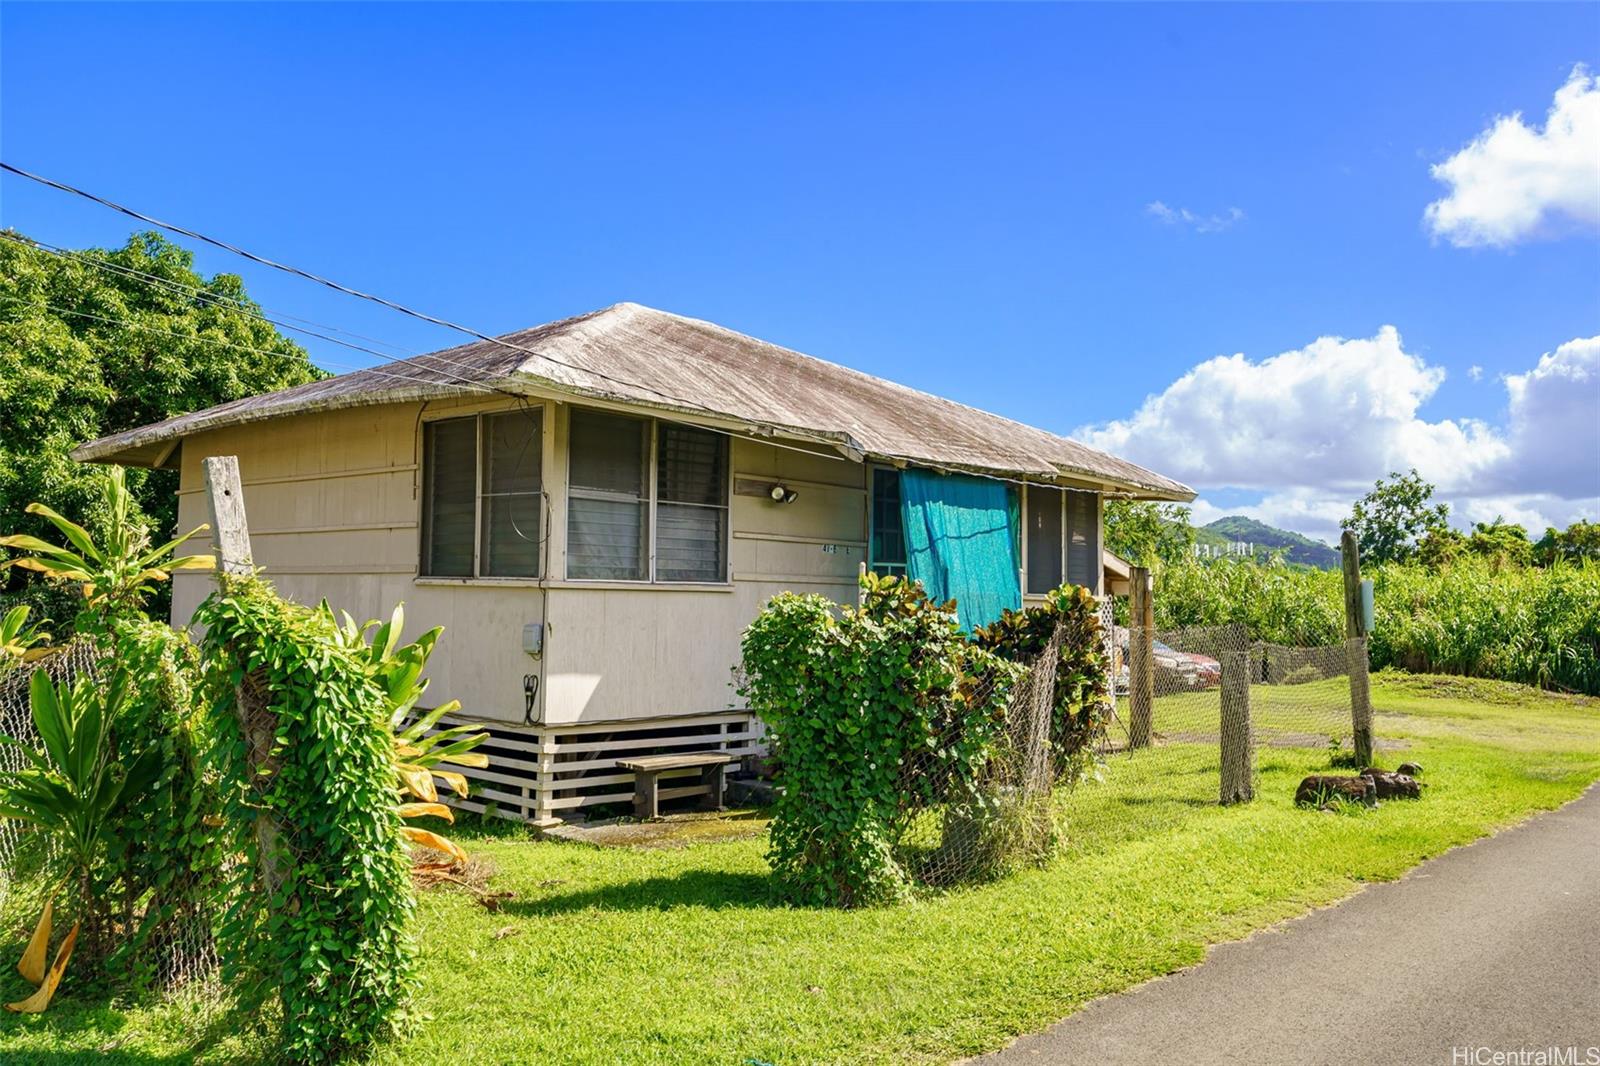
2 672 1597 1065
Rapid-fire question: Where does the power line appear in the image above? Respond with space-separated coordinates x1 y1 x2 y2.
0 232 416 357
0 231 496 393
0 166 891 469
1 231 854 466
0 295 496 395
0 161 716 412
1 232 473 385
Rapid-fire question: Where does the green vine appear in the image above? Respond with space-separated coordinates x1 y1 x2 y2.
195 576 415 1063
739 574 1021 907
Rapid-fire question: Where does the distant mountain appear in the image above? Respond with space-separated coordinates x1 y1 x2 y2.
1195 516 1341 569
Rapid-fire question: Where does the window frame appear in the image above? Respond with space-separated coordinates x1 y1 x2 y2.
563 409 733 587
419 409 546 581
866 465 909 578
1023 484 1102 597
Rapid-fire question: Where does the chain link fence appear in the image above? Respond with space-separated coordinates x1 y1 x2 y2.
889 624 1067 889
0 641 96 926
1061 620 1374 849
0 639 225 996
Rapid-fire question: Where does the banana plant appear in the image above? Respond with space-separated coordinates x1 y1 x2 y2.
0 669 160 1007
0 605 51 665
0 466 214 622
324 602 489 864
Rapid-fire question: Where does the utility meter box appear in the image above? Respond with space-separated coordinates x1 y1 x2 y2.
522 622 544 657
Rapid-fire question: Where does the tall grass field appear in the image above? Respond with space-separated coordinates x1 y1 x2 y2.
1155 557 1600 695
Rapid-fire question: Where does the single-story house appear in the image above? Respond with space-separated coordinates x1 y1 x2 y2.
76 302 1192 822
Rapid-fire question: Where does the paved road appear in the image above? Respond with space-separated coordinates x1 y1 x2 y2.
981 786 1600 1066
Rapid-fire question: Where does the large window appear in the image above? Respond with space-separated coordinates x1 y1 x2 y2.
566 410 729 583
567 411 649 580
656 422 730 582
422 411 543 578
1025 485 1101 595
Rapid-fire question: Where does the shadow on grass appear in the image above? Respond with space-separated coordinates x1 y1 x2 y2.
503 868 779 917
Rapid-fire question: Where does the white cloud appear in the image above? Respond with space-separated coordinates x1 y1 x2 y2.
1078 326 1506 493
1468 364 1484 382
1488 335 1600 496
1424 66 1600 248
1078 330 1600 544
1145 201 1245 234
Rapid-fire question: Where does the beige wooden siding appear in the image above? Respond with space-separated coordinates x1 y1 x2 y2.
171 398 862 726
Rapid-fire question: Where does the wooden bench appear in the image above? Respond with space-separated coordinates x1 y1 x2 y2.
616 753 735 820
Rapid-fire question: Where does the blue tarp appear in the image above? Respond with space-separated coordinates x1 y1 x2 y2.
900 468 1022 632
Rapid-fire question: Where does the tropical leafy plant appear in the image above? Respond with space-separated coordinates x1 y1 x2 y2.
0 604 51 665
0 466 213 628
326 603 489 864
0 670 160 963
2 466 222 991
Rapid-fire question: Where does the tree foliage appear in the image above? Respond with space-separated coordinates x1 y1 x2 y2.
1104 500 1196 569
0 230 323 626
1536 520 1600 566
1417 518 1536 570
1341 469 1450 565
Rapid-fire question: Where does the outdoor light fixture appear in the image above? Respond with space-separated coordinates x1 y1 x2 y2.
768 484 799 504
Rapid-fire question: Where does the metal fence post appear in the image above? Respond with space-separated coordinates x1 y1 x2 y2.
1128 566 1154 749
1340 531 1374 767
1219 624 1253 804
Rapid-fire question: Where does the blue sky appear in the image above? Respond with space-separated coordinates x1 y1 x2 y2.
3 3 1597 542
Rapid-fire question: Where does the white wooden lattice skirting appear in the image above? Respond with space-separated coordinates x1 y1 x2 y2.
434 711 763 826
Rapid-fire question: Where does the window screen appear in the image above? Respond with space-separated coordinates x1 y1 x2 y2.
656 424 728 582
480 411 542 577
1065 490 1101 593
1026 485 1064 594
567 410 648 580
423 417 477 577
869 468 907 576
422 411 544 578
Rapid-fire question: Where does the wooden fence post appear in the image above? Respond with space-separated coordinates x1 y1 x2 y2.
1127 566 1154 749
202 456 283 899
1340 530 1374 767
1219 624 1253 804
